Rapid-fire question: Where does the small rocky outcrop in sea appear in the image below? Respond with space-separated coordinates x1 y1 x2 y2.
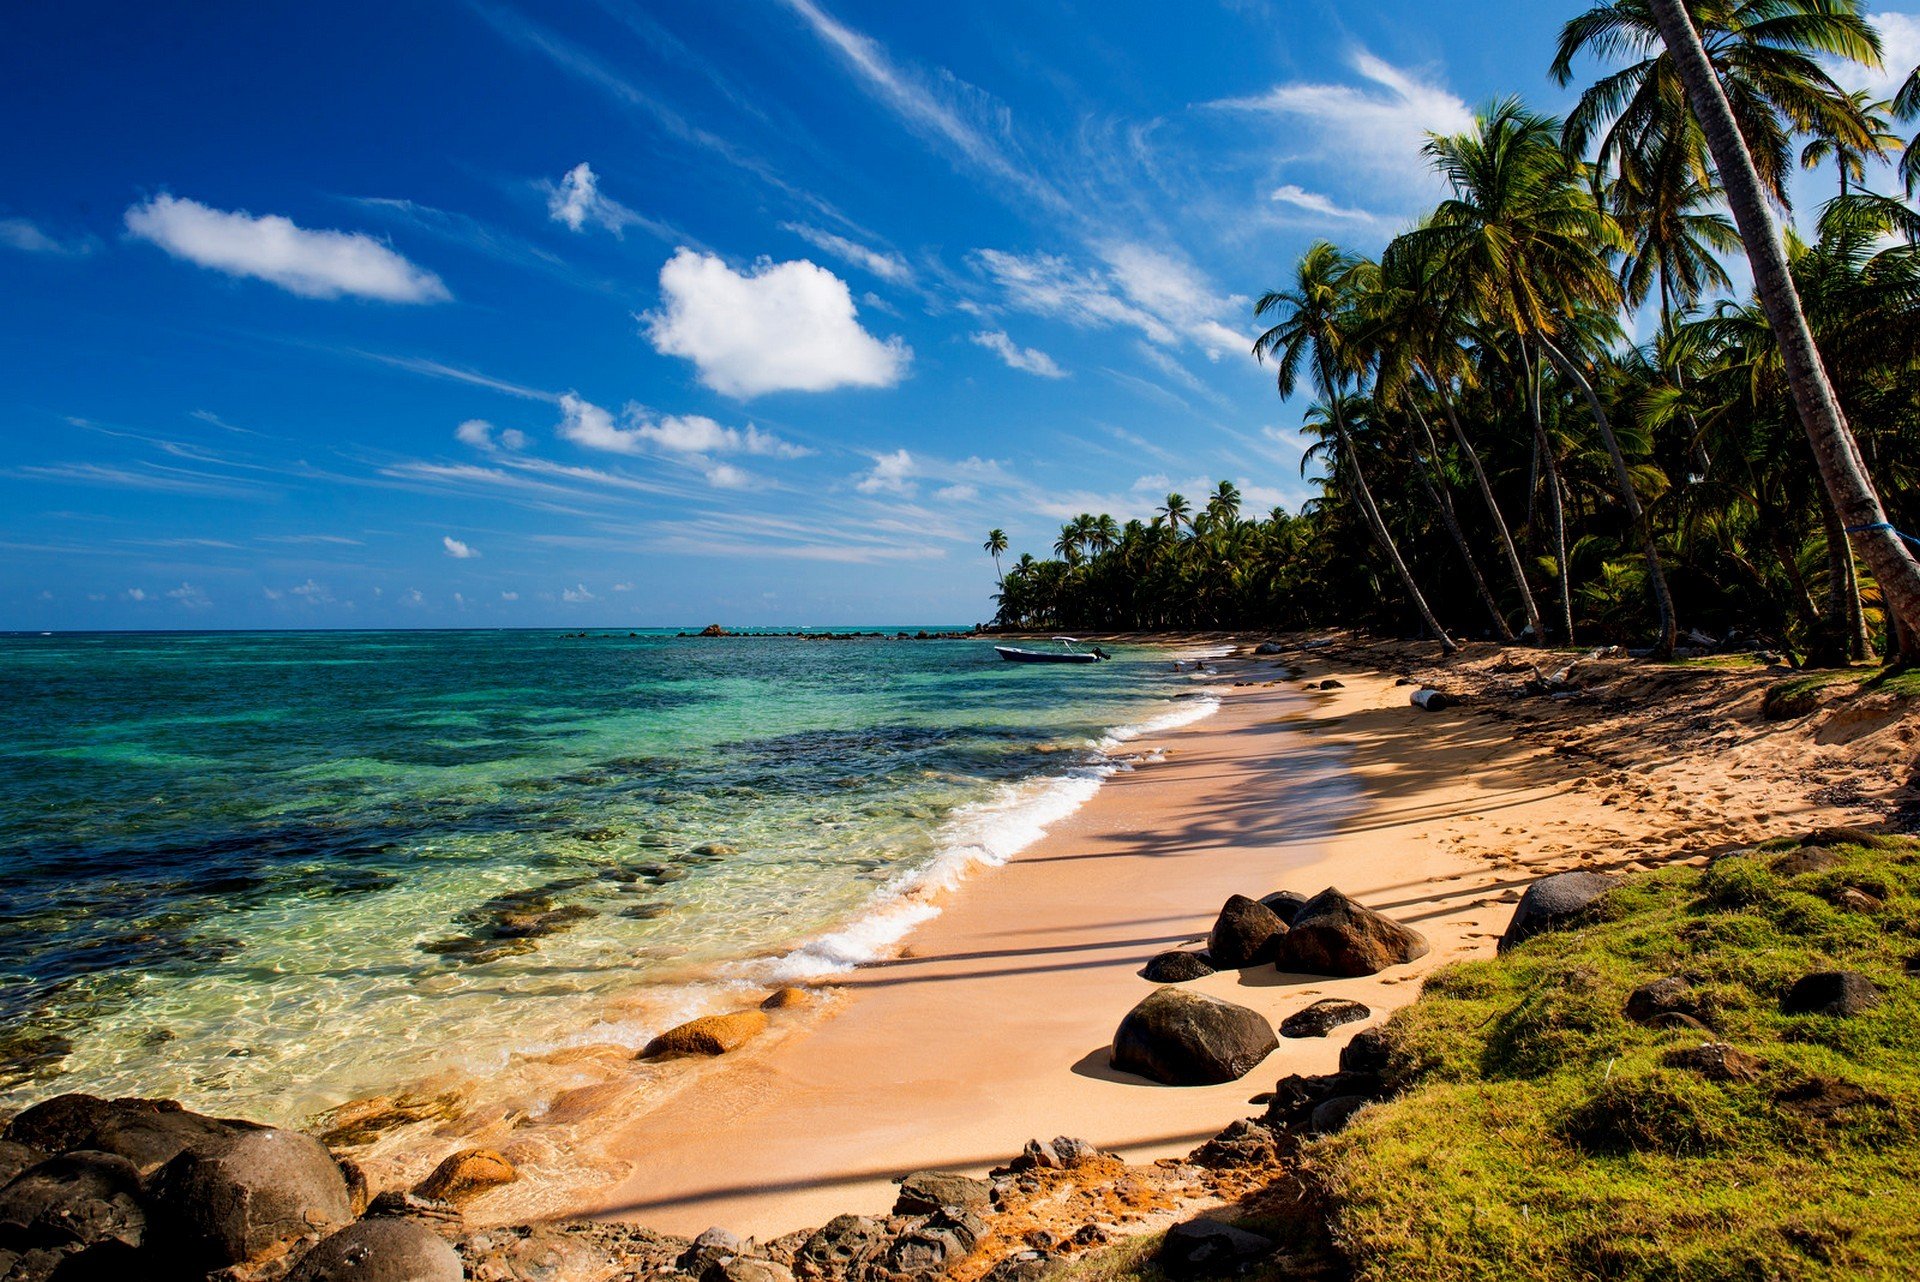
1497 870 1621 952
1206 895 1287 969
640 1010 770 1059
1279 889 1429 977
413 1148 516 1204
1110 988 1278 1085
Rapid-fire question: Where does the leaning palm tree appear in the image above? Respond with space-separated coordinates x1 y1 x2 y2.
1644 0 1920 652
1255 241 1457 652
983 528 1008 586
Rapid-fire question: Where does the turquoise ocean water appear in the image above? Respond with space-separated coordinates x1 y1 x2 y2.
0 629 1216 1123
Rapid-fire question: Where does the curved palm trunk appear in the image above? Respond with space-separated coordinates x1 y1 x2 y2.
1423 361 1544 643
1650 0 1920 649
1523 342 1576 644
1329 397 1457 652
1814 486 1875 663
1538 335 1680 658
1407 400 1516 643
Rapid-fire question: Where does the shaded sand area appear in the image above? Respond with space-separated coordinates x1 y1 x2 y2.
553 645 1882 1239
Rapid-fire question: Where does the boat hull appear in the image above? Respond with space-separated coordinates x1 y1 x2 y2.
994 646 1101 664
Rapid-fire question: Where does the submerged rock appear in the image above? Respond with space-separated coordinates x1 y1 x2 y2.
641 1011 769 1059
1206 895 1287 969
1498 871 1621 953
1111 988 1277 1086
1279 998 1371 1039
1782 971 1882 1017
414 1147 516 1203
1140 950 1214 983
287 1218 463 1282
1280 889 1428 976
761 987 816 1011
151 1126 353 1267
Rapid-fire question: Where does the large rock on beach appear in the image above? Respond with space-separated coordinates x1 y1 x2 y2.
1258 890 1310 925
1279 998 1371 1039
3 1093 258 1177
1279 889 1428 977
641 1011 769 1059
414 1148 515 1204
1498 871 1622 953
151 1126 353 1267
1111 988 1278 1086
0 1151 146 1251
1206 895 1287 969
1141 950 1214 983
286 1218 464 1282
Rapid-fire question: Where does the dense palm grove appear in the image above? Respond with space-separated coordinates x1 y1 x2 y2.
989 0 1920 667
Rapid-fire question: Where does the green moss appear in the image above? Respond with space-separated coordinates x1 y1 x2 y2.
1314 835 1920 1281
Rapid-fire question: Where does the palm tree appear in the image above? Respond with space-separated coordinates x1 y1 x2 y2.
1206 480 1242 526
1255 241 1457 651
1157 493 1191 535
1800 89 1900 197
983 528 1008 585
1645 0 1920 652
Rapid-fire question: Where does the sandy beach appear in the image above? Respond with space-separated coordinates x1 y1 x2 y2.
554 644 1846 1239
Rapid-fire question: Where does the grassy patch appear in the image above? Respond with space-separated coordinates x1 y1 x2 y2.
1314 833 1920 1281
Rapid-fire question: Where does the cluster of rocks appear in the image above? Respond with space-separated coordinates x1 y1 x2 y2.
1114 888 1428 1085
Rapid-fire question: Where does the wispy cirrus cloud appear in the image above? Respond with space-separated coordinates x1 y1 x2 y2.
1 217 95 256
545 161 643 235
1269 184 1377 223
125 195 449 302
779 222 912 284
970 330 1066 378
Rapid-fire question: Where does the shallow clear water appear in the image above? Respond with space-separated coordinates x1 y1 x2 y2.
0 629 1207 1121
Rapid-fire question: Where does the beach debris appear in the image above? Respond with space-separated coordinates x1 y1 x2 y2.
1278 889 1430 977
892 1171 993 1216
1782 971 1882 1017
1662 1042 1764 1083
1140 950 1215 983
286 1217 464 1282
640 1011 770 1059
413 1147 516 1204
1624 977 1702 1027
1497 871 1623 953
1409 687 1453 710
1110 988 1278 1086
761 986 816 1011
150 1127 354 1268
1206 895 1287 969
0 1150 146 1254
1257 889 1310 925
1156 1217 1274 1279
1279 998 1372 1039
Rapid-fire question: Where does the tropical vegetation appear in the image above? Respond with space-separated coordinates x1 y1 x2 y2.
988 0 1920 667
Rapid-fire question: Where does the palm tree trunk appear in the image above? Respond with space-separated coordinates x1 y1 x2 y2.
1523 341 1575 644
1650 0 1920 644
1407 401 1516 643
1329 397 1457 652
1814 485 1875 663
1538 335 1680 658
1424 361 1543 643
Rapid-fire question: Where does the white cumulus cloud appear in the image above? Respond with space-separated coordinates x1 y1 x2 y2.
166 582 211 609
970 330 1066 378
545 161 642 234
124 587 148 602
562 583 595 603
644 248 911 397
501 590 520 601
855 448 916 495
124 195 449 301
443 535 480 559
556 393 809 460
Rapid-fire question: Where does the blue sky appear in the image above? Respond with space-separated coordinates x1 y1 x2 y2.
4 1 1915 629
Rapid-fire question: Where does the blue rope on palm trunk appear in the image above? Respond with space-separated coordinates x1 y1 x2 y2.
1843 522 1920 548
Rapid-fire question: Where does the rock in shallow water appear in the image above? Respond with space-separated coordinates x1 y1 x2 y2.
1281 889 1428 976
1278 998 1370 1038
414 1147 516 1204
641 1011 770 1059
1111 988 1277 1086
286 1218 464 1282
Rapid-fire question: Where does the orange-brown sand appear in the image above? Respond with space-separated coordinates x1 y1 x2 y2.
554 662 1730 1240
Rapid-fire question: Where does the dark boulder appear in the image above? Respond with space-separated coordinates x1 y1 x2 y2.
1257 890 1310 925
794 1215 891 1281
0 1151 145 1250
286 1218 464 1282
1140 951 1214 983
1015 1137 1101 1171
0 1142 46 1188
886 1209 984 1277
1770 847 1846 877
1206 896 1286 969
1279 998 1371 1039
893 1171 992 1216
1663 1043 1764 1083
3 1094 258 1177
1624 976 1699 1026
1111 988 1277 1086
1782 971 1882 1017
1308 1095 1370 1135
151 1126 353 1267
1338 1027 1392 1076
1189 1119 1278 1169
1280 889 1428 976
677 1226 744 1276
1157 1219 1273 1279
1498 872 1621 953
